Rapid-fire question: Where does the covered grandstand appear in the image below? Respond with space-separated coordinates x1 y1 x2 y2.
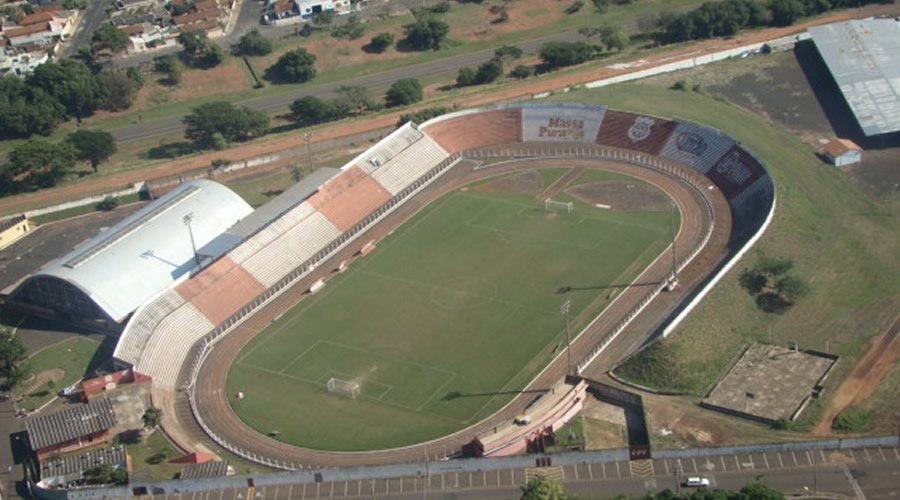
7 180 253 331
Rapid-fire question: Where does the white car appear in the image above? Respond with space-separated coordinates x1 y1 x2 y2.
683 477 711 487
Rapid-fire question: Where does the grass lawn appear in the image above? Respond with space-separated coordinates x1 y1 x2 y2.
556 84 900 409
228 173 673 450
126 431 184 481
14 337 107 411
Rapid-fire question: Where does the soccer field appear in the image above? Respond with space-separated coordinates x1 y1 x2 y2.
227 169 674 451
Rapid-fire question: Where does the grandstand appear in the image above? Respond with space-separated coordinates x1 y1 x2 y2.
659 122 737 173
520 102 606 143
424 107 523 152
593 109 678 154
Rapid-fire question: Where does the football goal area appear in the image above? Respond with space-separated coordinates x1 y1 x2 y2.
544 199 574 213
326 377 360 399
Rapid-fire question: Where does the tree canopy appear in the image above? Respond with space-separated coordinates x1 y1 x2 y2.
266 48 317 83
539 41 595 69
183 101 269 149
367 32 395 53
66 129 117 172
0 75 66 139
521 476 568 500
385 78 423 107
290 96 341 126
142 407 163 430
0 329 27 384
236 28 273 56
92 22 128 54
28 59 109 121
6 138 77 190
404 17 450 50
177 30 224 68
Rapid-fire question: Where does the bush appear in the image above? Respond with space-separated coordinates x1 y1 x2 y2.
236 28 273 56
832 406 874 433
367 32 395 53
385 78 423 107
671 79 689 91
566 0 585 13
509 65 534 79
96 196 119 211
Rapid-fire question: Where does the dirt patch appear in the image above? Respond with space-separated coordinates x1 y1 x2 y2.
567 181 670 211
470 170 543 195
812 323 900 435
21 368 65 395
583 416 628 450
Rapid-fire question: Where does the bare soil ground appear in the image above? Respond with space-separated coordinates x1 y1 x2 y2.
568 182 671 211
811 325 900 436
470 170 545 195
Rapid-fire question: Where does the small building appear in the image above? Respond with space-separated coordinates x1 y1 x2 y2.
822 138 863 166
26 399 118 459
79 368 152 402
36 445 128 489
0 215 33 250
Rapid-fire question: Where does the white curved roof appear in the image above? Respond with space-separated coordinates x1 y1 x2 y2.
32 180 253 322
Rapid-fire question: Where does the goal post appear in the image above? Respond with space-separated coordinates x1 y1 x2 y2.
326 377 360 399
544 199 574 213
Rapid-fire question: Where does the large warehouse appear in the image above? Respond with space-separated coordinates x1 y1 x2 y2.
808 18 900 138
7 180 253 332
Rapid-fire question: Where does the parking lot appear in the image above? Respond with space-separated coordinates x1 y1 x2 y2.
151 445 899 500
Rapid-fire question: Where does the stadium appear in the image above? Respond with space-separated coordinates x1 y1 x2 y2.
8 102 775 473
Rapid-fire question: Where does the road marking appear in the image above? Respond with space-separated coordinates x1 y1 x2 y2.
791 450 799 467
777 452 784 468
720 456 727 471
763 453 770 469
483 470 487 484
864 448 871 461
616 461 620 477
601 462 607 478
842 464 867 500
588 463 594 480
878 447 886 461
663 460 669 475
894 447 900 461
735 455 741 470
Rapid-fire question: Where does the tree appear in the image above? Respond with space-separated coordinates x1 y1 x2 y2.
155 54 184 86
142 407 163 430
236 28 273 56
27 59 109 121
0 329 27 382
474 58 504 84
739 256 809 314
600 26 630 52
83 464 127 485
521 476 568 500
100 71 141 111
385 78 423 107
290 96 337 126
7 139 77 189
494 45 523 69
92 22 128 54
266 48 317 83
333 85 379 113
0 75 66 139
456 66 476 87
538 41 595 69
367 32 395 53
177 30 223 68
404 17 450 51
509 64 534 79
768 0 805 26
66 129 117 172
578 26 603 44
183 101 270 149
590 0 609 12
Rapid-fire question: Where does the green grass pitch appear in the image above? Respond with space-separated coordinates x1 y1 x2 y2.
227 170 674 451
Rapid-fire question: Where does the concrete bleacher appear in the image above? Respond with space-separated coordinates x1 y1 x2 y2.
113 289 186 366
370 135 449 195
354 123 424 175
659 122 736 173
310 167 393 232
424 108 522 153
241 211 342 288
520 102 606 144
136 303 214 391
228 202 318 264
593 109 678 155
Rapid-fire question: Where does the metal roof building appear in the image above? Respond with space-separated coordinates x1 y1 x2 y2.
9 180 253 328
809 19 900 136
26 399 117 453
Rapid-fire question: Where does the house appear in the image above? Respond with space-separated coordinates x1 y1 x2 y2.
822 138 863 166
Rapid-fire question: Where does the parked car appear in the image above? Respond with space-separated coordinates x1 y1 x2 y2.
683 477 710 487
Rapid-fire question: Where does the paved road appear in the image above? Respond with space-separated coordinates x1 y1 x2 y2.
61 0 114 58
141 444 900 499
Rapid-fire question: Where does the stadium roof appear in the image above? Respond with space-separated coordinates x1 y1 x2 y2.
19 180 252 322
809 19 900 136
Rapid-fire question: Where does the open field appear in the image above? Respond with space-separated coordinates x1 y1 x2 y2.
568 56 900 437
227 173 674 451
14 337 105 411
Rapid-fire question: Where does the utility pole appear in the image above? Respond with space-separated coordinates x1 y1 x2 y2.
304 132 313 174
670 202 678 281
560 299 573 376
891 183 898 216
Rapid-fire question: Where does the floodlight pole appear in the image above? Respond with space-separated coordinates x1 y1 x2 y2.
669 202 678 281
560 299 573 376
304 132 313 174
183 213 199 266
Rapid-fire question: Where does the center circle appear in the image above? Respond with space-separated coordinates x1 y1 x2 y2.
430 276 499 310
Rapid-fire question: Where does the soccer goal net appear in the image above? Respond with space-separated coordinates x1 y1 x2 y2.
326 377 360 399
544 199 574 213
